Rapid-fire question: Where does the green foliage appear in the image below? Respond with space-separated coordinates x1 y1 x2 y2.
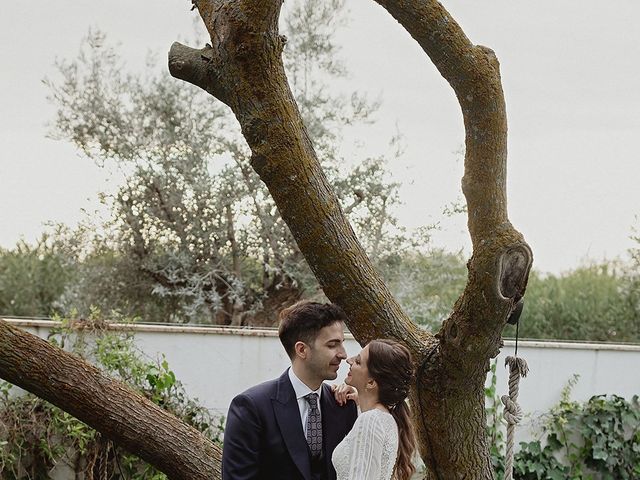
506 263 640 343
512 394 640 479
0 312 223 479
512 440 569 480
486 373 640 479
0 232 75 317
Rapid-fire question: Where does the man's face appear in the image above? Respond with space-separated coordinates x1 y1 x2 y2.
305 321 347 382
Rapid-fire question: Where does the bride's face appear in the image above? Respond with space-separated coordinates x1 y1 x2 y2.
345 344 373 392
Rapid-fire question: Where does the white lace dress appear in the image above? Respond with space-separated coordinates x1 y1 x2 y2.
331 409 398 480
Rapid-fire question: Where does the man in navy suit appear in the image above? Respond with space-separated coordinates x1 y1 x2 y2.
222 301 358 480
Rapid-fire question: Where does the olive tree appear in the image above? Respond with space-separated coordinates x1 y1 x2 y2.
44 1 410 326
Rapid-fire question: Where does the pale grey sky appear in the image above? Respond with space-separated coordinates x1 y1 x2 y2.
1 0 639 274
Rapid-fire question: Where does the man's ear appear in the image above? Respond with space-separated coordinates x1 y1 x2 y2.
294 341 309 360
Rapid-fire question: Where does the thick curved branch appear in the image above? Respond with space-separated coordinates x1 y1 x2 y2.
0 319 221 480
169 0 429 352
372 0 532 354
355 5 533 475
373 0 508 243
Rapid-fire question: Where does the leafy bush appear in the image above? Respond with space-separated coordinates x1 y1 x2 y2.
0 233 75 317
507 263 640 343
487 369 640 479
0 311 223 479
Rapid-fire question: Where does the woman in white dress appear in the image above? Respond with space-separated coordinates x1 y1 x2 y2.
331 339 416 480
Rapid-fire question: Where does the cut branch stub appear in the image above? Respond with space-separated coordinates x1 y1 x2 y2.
169 42 229 105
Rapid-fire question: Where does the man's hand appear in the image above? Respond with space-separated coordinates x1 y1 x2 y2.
331 383 358 406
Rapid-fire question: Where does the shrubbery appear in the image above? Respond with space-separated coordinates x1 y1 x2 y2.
486 366 640 479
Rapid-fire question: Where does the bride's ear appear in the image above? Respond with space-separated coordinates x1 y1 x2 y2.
365 379 377 390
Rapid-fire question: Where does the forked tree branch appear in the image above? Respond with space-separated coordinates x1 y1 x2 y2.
172 2 534 476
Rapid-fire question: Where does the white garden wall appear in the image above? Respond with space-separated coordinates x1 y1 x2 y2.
7 318 640 438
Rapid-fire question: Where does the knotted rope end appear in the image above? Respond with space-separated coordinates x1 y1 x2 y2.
505 355 529 378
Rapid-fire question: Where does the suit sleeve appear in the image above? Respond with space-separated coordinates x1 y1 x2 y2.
222 393 262 480
347 399 358 429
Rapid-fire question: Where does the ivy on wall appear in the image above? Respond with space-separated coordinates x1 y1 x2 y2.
486 364 640 480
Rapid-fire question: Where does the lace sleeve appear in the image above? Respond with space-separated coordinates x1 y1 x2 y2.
345 411 386 479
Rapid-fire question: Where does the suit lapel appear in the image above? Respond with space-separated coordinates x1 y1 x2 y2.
272 370 311 480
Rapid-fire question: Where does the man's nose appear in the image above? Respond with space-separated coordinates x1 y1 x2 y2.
337 346 347 359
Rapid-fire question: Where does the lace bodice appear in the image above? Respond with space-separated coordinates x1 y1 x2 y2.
331 409 398 480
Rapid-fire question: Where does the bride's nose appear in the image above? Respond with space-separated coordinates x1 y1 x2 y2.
346 357 354 366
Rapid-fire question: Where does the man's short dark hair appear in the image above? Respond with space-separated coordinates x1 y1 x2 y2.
278 301 347 358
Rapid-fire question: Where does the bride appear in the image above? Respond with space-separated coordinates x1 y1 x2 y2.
331 339 417 480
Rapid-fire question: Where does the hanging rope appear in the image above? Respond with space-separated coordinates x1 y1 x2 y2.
501 314 529 480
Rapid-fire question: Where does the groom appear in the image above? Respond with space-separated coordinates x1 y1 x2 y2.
222 301 358 480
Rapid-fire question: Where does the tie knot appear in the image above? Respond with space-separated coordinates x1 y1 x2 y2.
305 392 319 409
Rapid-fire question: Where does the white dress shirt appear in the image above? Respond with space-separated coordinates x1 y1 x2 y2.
288 367 323 437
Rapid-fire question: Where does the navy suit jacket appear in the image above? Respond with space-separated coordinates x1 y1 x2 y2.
222 369 358 480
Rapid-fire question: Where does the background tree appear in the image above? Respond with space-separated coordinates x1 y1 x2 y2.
0 232 75 317
383 248 468 329
42 2 418 326
509 263 640 343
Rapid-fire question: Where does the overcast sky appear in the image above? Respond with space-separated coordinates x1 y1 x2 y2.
1 0 639 274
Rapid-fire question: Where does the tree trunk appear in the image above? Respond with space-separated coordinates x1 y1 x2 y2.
169 0 532 478
0 318 221 480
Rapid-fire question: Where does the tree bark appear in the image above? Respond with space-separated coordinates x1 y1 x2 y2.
169 0 531 478
0 318 221 480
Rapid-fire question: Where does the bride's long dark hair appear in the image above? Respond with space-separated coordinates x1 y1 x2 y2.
367 339 417 480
